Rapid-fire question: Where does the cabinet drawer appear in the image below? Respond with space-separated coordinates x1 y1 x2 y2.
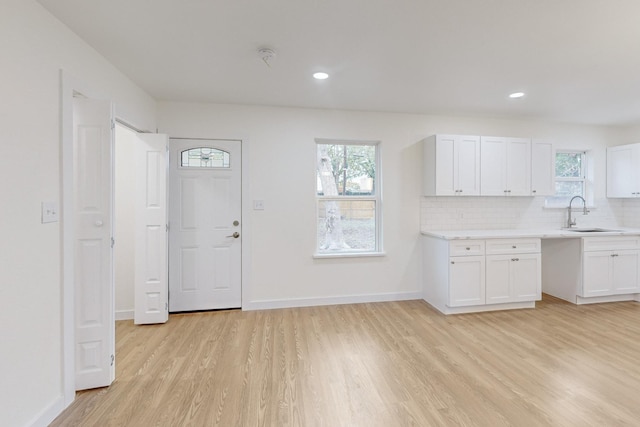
449 240 485 256
583 236 640 252
485 238 541 255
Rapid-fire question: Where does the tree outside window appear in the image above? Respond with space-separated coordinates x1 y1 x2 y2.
315 141 381 254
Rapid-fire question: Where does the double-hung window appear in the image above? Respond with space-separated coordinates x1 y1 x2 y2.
546 150 587 207
315 139 382 256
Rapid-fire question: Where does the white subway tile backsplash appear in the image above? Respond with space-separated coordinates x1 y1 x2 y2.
421 196 628 231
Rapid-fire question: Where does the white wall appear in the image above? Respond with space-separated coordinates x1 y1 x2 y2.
157 103 626 309
0 2 156 426
158 103 425 308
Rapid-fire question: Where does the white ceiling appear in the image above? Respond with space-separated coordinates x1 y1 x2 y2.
38 0 640 126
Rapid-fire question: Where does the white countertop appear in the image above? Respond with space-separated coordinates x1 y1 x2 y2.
421 227 640 240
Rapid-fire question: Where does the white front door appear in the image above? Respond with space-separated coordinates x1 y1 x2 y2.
134 133 169 324
169 139 242 311
73 97 115 390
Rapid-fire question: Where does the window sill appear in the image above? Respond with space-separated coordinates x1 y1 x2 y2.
313 251 386 259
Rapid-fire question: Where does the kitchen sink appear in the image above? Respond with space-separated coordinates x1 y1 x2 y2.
564 228 620 233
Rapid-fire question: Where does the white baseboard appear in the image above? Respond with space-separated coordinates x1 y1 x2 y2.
115 309 134 320
28 395 66 427
243 291 422 311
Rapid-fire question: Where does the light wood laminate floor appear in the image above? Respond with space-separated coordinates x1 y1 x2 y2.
52 296 640 426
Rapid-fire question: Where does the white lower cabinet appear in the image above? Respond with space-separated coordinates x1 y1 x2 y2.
486 253 541 303
423 236 541 314
582 249 640 297
543 236 640 304
449 255 485 307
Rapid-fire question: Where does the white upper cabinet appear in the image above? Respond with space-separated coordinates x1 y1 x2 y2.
423 134 481 196
531 139 555 196
480 137 531 196
607 143 640 198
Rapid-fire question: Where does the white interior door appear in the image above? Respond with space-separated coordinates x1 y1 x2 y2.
73 97 115 390
134 133 169 324
169 139 242 311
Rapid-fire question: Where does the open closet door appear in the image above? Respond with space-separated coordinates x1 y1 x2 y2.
73 97 115 390
134 133 169 324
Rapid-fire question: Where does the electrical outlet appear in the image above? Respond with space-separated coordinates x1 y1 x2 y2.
42 201 59 223
253 200 265 210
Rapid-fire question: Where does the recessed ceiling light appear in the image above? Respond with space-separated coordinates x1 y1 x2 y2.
509 92 525 98
313 72 329 80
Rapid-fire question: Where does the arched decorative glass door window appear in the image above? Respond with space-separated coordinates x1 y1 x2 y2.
181 147 230 168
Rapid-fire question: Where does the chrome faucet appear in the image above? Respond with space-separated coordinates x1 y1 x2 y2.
567 195 588 228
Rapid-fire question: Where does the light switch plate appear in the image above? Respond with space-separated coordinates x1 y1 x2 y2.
42 201 59 223
253 200 265 210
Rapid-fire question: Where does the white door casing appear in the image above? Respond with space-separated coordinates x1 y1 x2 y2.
169 139 242 311
134 133 169 324
73 97 115 390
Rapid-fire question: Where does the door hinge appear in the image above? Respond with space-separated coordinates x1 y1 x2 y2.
165 302 168 311
111 237 115 248
166 223 170 232
111 354 115 366
111 120 115 130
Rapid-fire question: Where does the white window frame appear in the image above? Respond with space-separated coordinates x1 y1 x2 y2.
545 149 593 208
314 139 383 258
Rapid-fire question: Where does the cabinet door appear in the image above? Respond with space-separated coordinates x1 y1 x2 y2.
486 255 511 303
612 250 640 293
607 144 639 198
531 140 554 196
486 253 541 304
434 135 457 196
510 253 541 301
449 255 485 307
505 138 531 196
456 136 481 195
582 251 613 297
480 136 507 196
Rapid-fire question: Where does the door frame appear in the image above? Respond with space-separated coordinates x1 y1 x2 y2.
167 137 251 309
167 138 244 312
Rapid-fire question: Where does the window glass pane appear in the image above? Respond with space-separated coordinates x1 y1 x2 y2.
316 144 376 196
555 152 583 178
555 180 584 197
317 200 376 252
546 181 584 206
181 147 230 168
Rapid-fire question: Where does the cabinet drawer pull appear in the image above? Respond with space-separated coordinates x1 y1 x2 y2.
511 258 520 262
512 245 517 249
451 261 455 264
466 247 471 250
611 253 619 257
